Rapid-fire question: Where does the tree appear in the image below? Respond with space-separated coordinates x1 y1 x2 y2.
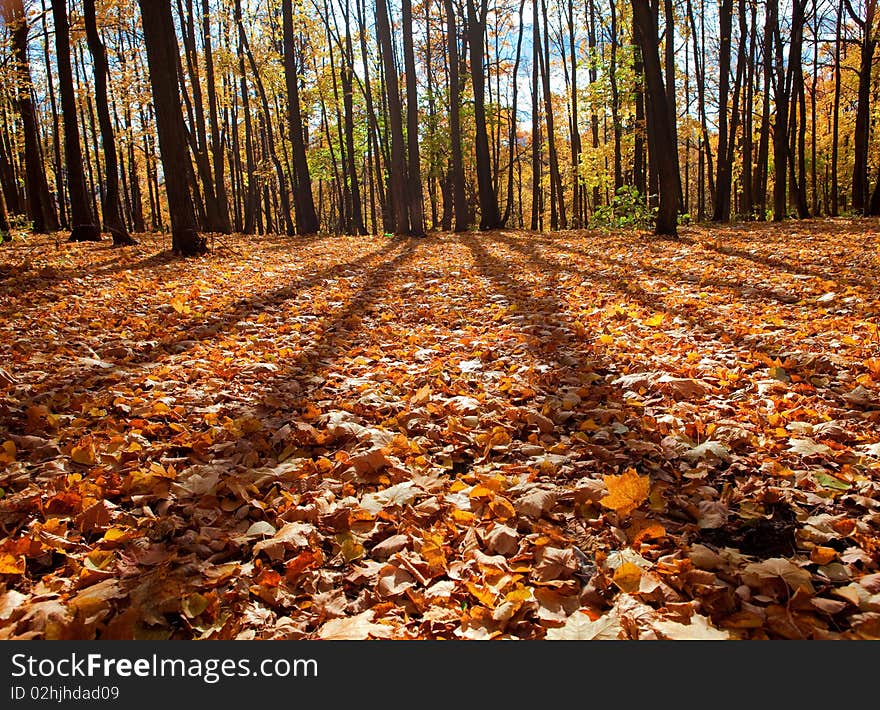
375 0 412 235
631 0 679 235
1 0 60 234
52 0 101 242
445 0 468 232
138 0 206 255
467 0 503 230
846 0 877 215
402 0 426 236
83 0 137 245
283 0 321 235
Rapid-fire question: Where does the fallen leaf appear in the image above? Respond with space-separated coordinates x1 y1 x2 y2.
546 611 622 640
600 468 650 516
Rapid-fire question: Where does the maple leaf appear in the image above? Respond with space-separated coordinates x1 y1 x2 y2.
546 611 622 640
653 614 730 640
0 554 25 575
743 558 815 593
788 438 832 458
318 611 391 639
600 468 650 516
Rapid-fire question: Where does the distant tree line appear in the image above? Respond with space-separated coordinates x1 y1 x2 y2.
0 0 877 250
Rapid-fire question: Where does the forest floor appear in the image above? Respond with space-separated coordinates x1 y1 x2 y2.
0 219 879 639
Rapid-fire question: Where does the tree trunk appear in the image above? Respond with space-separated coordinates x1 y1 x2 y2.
567 0 582 226
848 0 877 214
741 0 756 218
609 0 623 192
282 0 320 235
375 0 411 234
445 0 468 232
239 19 294 235
830 0 843 216
502 0 526 227
40 0 67 229
138 0 206 255
530 0 542 231
3 0 60 234
342 0 366 234
712 0 733 221
467 0 503 230
201 0 232 233
538 0 566 230
631 0 679 235
234 0 258 234
402 0 426 236
52 0 101 242
83 0 136 245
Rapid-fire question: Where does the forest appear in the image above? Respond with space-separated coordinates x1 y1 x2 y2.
0 0 878 641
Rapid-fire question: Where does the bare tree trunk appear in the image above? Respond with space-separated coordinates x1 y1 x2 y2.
234 0 257 234
538 0 566 229
282 0 320 235
402 0 426 235
502 0 526 227
741 0 756 218
847 0 877 214
52 0 101 242
3 0 60 234
40 0 67 229
138 0 206 255
631 0 679 235
467 0 503 230
830 0 843 216
375 0 411 234
342 0 366 234
239 20 294 235
445 0 468 231
712 0 733 221
530 0 542 231
609 0 623 191
84 0 136 245
201 0 232 233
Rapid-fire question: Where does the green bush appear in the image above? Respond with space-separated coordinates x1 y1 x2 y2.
591 186 656 230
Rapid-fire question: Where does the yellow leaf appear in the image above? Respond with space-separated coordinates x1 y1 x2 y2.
629 519 666 546
420 535 447 573
645 313 665 327
84 550 114 571
336 533 365 563
598 334 614 345
468 483 495 500
488 496 516 521
182 593 210 619
0 553 25 575
466 581 497 607
102 527 128 542
0 440 16 464
600 468 650 517
411 384 431 405
612 562 642 592
451 510 475 525
71 441 97 465
170 294 191 315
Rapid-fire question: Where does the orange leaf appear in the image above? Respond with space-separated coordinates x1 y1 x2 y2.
629 519 666 546
600 468 650 516
71 440 97 465
0 440 15 464
612 562 642 592
451 509 475 525
0 553 25 575
488 496 517 521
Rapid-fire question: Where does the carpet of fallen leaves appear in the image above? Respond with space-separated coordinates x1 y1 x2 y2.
1 219 879 640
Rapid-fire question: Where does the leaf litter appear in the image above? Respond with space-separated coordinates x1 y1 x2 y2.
0 220 879 639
